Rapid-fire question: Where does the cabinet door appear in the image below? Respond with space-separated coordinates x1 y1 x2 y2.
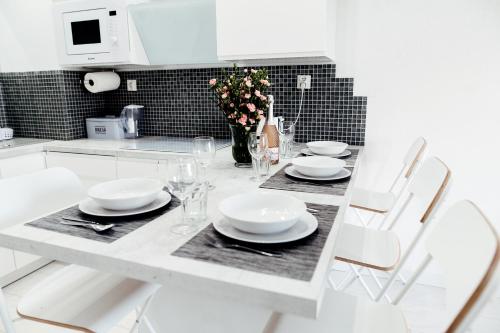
0 248 15 277
216 0 334 60
46 152 116 188
116 157 160 179
0 152 46 178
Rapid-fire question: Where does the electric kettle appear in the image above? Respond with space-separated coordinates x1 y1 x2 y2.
120 105 144 139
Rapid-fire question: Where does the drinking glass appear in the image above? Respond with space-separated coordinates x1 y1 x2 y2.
193 136 216 190
279 121 296 158
247 132 269 181
165 157 199 235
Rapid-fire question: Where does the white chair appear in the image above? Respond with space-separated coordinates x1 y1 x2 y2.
350 137 427 228
264 200 499 333
0 168 159 333
332 157 451 302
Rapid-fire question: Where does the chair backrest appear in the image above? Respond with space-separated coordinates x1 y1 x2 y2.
403 137 427 179
0 167 85 228
406 156 450 223
425 201 499 332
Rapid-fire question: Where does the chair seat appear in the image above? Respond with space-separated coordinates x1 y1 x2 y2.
335 224 400 270
17 265 159 333
270 288 408 333
350 187 396 213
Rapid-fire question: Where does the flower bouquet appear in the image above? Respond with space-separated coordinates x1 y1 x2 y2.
209 65 271 163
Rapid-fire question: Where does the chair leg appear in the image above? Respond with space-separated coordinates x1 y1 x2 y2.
349 265 376 300
0 289 16 333
129 295 156 333
366 268 392 303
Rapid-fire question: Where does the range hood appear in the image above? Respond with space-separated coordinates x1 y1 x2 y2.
129 0 221 66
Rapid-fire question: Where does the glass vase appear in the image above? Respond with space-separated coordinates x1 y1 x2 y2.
229 124 256 164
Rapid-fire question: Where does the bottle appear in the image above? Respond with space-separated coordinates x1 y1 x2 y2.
263 95 280 164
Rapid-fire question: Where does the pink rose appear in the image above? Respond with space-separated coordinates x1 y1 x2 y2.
257 109 264 115
238 114 248 125
260 79 270 86
209 78 217 85
247 103 256 112
221 93 228 99
255 90 261 97
245 80 252 88
245 93 251 99
260 95 267 101
229 103 234 108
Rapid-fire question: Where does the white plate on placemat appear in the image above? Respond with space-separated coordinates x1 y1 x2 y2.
301 148 352 158
285 166 352 181
213 212 318 244
79 191 171 217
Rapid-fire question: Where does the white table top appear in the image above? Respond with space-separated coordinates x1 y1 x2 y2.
0 143 362 318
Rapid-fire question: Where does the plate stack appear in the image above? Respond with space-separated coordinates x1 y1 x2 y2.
79 178 171 217
214 192 318 244
288 141 351 181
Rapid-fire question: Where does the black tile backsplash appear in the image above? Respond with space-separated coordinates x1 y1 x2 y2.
0 71 105 140
0 83 7 127
0 64 366 144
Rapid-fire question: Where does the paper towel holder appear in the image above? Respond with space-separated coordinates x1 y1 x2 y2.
79 70 117 84
80 71 121 93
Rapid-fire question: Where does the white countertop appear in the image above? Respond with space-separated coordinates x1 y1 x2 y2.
0 138 363 318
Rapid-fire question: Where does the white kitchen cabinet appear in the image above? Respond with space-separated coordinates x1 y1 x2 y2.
46 152 116 188
216 0 336 61
0 152 46 178
116 157 160 179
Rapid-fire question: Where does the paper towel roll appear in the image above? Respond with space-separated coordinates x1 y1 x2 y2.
84 72 121 93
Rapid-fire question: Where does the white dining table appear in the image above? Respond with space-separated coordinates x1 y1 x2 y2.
0 146 363 332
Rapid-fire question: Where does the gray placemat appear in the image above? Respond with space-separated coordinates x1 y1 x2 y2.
299 146 359 167
259 164 354 196
26 193 181 243
172 203 339 281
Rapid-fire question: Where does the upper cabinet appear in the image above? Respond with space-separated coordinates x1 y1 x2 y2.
215 0 336 62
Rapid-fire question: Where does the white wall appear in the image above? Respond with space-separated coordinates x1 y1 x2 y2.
0 0 60 72
336 0 500 286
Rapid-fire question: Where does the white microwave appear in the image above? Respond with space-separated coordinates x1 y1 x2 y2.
53 0 149 66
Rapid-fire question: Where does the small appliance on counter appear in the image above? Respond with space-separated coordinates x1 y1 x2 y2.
0 128 13 141
86 117 124 140
120 105 144 139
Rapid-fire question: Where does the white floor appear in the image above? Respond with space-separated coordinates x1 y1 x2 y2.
1 262 499 333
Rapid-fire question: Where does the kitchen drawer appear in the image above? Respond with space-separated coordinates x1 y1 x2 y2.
0 152 46 178
46 152 116 188
116 157 160 179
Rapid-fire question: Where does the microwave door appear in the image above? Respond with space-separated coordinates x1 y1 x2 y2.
63 8 110 55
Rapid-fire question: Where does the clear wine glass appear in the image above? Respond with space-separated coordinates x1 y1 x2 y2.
192 136 216 190
165 157 199 235
279 121 296 158
247 132 269 181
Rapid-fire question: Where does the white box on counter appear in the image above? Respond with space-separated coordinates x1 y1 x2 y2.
86 117 124 140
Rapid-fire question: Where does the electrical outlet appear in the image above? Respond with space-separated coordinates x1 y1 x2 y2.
127 79 137 91
297 75 311 89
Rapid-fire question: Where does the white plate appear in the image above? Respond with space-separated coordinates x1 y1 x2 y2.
213 212 318 244
301 148 352 158
79 191 171 217
218 192 306 234
285 166 352 181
